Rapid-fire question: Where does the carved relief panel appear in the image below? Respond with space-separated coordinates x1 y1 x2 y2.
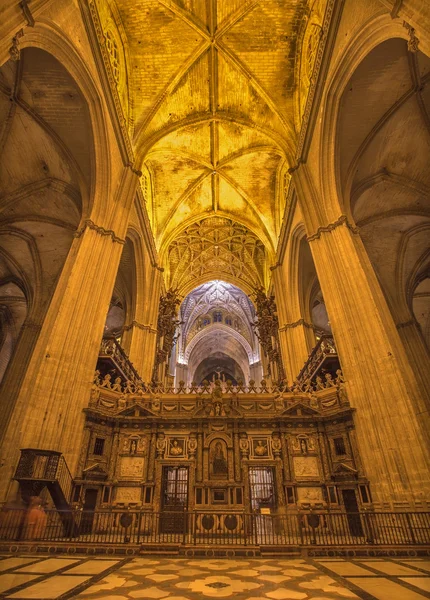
119 457 144 479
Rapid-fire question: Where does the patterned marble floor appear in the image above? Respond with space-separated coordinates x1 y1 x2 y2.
0 555 428 600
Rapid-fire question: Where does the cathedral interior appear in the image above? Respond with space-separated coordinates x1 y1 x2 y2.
0 0 430 561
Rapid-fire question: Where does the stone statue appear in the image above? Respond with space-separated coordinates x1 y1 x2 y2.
300 438 308 454
170 439 183 455
303 378 313 393
315 376 325 390
93 370 101 385
255 440 267 456
100 374 112 389
324 373 335 388
211 441 228 477
271 435 282 456
335 369 345 385
290 379 302 393
124 380 135 394
112 376 123 392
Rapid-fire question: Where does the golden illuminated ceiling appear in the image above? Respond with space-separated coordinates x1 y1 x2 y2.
97 0 327 286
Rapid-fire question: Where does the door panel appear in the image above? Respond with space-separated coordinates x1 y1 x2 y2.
342 489 363 537
160 467 188 534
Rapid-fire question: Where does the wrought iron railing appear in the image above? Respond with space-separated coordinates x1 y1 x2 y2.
0 509 428 547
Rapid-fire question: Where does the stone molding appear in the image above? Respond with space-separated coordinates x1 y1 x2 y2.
307 214 359 242
296 0 343 162
83 0 134 164
123 321 157 334
74 219 126 244
396 318 419 330
279 318 315 332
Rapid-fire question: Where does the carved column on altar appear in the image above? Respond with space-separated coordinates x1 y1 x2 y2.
147 432 157 482
196 432 203 483
317 431 330 480
108 427 120 480
281 432 291 481
234 432 241 482
152 289 181 384
251 287 285 384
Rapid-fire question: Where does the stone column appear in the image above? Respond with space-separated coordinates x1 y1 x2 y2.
108 427 120 481
0 168 140 503
278 321 314 384
127 266 163 381
196 432 203 483
396 319 430 413
272 264 313 384
282 434 292 482
317 431 330 481
305 218 430 507
147 432 157 482
234 432 241 482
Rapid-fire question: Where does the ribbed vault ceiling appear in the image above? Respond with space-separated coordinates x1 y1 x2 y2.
111 0 321 277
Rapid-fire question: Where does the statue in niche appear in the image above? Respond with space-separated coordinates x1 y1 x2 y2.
170 439 183 456
300 438 308 454
254 439 268 456
130 439 138 454
211 440 228 478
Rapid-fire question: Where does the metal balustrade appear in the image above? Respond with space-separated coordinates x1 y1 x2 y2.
0 509 428 547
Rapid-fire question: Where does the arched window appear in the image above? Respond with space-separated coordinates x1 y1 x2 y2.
213 312 222 323
225 316 232 326
203 317 211 327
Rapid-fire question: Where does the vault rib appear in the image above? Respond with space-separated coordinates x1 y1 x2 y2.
156 0 211 40
216 40 296 141
134 41 211 140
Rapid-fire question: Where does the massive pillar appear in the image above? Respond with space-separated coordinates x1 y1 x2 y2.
126 266 163 381
295 171 430 507
272 251 313 384
0 168 139 502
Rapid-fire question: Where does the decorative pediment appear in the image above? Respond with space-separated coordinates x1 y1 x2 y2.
116 402 157 417
331 462 358 480
281 402 320 417
194 400 242 418
83 463 108 481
